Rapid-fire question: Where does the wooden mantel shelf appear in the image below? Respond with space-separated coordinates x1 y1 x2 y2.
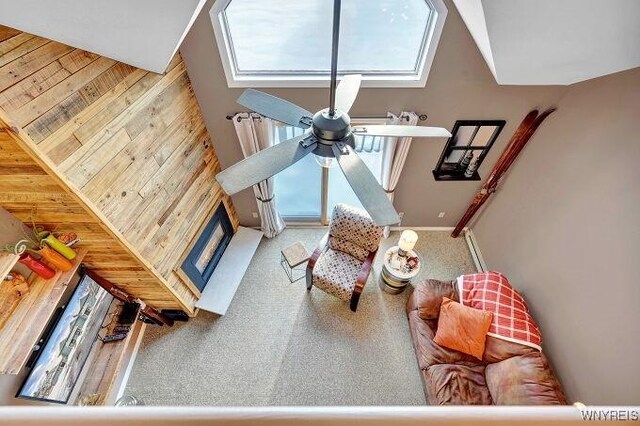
72 301 145 406
0 247 88 375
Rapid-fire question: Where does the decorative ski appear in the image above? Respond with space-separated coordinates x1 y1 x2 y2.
451 108 556 238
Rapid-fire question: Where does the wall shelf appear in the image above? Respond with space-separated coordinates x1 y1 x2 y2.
433 120 506 181
0 247 88 375
71 300 144 406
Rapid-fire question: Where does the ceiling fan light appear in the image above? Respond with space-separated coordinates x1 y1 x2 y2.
314 154 336 168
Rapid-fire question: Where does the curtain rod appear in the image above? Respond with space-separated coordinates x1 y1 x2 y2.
225 113 428 122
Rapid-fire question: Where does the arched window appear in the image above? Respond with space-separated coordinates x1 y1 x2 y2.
211 0 447 88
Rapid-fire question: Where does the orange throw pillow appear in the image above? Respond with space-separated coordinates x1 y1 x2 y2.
433 297 493 360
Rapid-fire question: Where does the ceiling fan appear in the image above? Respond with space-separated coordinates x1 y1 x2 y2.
215 0 451 226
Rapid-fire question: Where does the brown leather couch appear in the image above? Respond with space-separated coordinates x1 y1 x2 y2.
406 279 566 405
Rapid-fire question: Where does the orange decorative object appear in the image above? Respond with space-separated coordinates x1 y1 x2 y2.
38 246 73 272
433 297 493 360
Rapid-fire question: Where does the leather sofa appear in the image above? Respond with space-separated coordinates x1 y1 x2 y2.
406 279 566 405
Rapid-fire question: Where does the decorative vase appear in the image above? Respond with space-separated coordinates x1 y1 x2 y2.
37 246 73 272
42 233 76 260
18 253 56 279
459 150 473 169
464 159 479 178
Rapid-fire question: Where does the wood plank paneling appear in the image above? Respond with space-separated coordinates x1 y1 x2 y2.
0 27 21 43
13 55 114 127
0 26 238 314
0 35 48 68
0 41 73 92
0 33 34 58
0 130 188 311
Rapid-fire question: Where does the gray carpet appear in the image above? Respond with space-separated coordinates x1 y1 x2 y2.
125 229 476 406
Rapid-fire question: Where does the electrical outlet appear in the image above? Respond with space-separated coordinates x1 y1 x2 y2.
438 211 446 218
252 212 259 218
398 212 405 219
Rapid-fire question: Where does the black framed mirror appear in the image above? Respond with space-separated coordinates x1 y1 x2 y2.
433 120 506 181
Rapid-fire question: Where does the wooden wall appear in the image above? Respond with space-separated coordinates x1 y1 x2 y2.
0 130 183 310
0 26 238 314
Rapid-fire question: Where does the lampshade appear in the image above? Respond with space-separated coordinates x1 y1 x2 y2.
398 230 418 252
314 154 336 168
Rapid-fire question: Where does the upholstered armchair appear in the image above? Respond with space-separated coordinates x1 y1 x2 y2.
306 204 383 312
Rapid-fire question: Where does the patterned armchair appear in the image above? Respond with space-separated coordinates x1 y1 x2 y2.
306 204 383 312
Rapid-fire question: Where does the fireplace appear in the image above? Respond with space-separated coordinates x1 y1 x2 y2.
181 203 234 292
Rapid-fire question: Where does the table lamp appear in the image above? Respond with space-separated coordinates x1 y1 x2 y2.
398 230 418 257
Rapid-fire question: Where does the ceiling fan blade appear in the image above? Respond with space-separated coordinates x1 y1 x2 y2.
332 143 400 226
237 89 314 129
352 125 452 138
335 74 362 114
216 134 317 195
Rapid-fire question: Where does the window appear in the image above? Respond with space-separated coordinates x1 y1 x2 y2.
273 126 322 219
210 0 447 88
273 120 387 223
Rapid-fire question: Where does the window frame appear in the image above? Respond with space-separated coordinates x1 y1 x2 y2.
210 0 448 88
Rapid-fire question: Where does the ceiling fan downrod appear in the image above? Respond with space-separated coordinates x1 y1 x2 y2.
328 0 342 117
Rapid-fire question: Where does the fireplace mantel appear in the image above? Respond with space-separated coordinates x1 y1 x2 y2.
195 227 263 315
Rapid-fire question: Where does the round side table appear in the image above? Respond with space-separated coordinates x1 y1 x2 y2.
379 246 421 294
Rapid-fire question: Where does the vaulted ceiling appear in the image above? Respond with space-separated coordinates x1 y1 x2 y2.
453 0 640 85
0 0 208 73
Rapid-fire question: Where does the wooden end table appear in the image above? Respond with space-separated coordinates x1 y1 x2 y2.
379 246 421 294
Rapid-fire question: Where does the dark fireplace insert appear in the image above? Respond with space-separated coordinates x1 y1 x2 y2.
181 203 233 292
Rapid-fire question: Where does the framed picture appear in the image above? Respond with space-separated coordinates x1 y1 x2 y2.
16 273 113 404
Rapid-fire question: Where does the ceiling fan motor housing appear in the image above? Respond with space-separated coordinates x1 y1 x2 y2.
311 108 355 158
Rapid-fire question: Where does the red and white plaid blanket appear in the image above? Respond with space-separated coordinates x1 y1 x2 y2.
456 272 542 351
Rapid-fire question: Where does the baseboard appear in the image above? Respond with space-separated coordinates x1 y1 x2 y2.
389 226 455 231
281 223 325 228
463 228 487 272
277 224 457 231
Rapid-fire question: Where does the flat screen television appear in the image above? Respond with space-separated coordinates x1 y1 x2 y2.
16 273 113 404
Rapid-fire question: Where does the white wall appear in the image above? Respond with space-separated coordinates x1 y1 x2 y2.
0 0 208 73
474 67 640 404
454 0 640 85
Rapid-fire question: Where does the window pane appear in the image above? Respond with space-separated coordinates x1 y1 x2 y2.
273 127 321 218
224 0 432 73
